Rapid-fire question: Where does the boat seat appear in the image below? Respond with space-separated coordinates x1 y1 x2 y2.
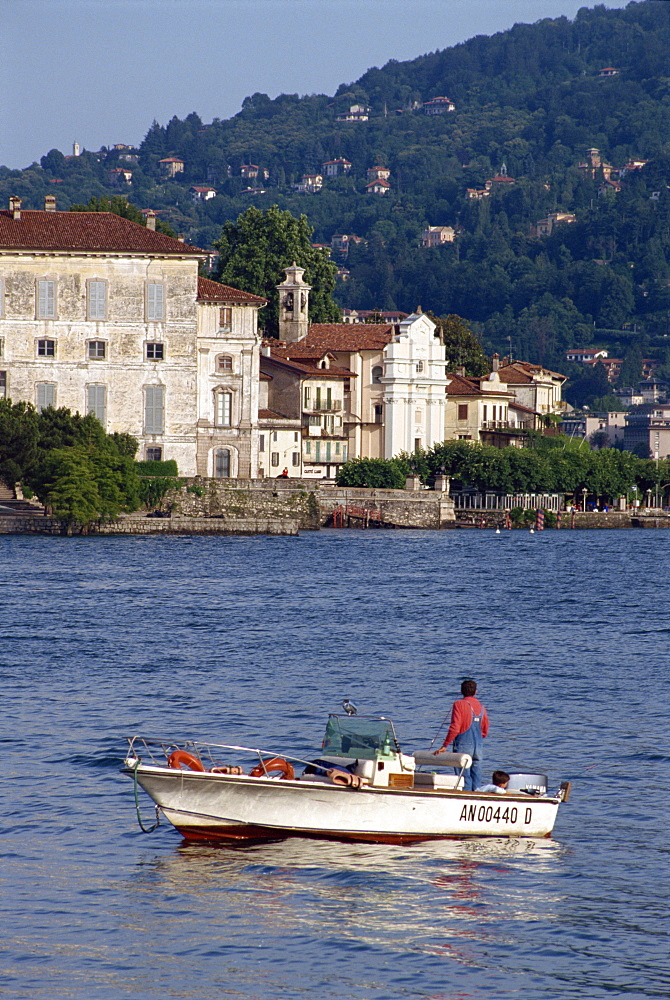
412 750 472 769
414 772 464 790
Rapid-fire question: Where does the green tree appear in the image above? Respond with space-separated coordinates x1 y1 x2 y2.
617 343 643 389
431 313 489 377
336 457 410 488
213 205 341 336
69 195 177 237
42 448 103 531
0 399 39 486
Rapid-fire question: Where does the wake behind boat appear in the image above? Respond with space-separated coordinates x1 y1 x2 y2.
123 712 571 844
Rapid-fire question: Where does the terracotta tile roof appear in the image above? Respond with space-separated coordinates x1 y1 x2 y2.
445 373 484 396
268 342 338 363
0 209 204 256
258 408 288 420
197 275 267 305
497 361 567 383
262 352 354 379
304 323 394 351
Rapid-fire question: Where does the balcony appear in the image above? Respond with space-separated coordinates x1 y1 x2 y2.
303 400 342 413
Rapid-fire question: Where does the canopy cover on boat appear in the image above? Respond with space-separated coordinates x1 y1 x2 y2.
322 715 397 759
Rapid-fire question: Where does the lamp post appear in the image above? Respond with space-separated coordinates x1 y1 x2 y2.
646 488 652 510
582 487 588 512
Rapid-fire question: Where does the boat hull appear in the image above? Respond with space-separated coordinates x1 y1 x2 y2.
129 766 561 844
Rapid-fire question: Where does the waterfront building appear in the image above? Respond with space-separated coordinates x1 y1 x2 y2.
0 197 265 478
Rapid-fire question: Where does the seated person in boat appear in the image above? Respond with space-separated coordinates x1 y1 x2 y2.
476 770 510 794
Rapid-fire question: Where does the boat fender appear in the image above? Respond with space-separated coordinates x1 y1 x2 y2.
167 750 205 772
249 757 295 780
559 780 572 802
327 770 362 789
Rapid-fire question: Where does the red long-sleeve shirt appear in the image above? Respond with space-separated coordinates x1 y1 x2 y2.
442 696 489 748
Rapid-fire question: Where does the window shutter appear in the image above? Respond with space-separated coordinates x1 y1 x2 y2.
38 280 55 318
145 385 165 433
147 283 164 321
37 383 55 410
89 281 106 320
87 385 107 424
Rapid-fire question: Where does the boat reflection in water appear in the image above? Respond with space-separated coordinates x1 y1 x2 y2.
127 834 566 967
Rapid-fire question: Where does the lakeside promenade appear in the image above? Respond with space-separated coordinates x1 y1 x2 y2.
2 478 670 533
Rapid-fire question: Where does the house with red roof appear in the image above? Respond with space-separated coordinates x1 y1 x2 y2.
158 157 184 177
491 357 567 415
365 178 391 195
259 342 354 479
444 369 537 446
0 196 266 479
190 185 217 202
322 158 352 178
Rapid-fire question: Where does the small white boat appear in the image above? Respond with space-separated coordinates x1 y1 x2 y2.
124 713 570 845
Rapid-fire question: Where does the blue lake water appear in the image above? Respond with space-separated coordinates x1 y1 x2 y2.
2 528 669 1000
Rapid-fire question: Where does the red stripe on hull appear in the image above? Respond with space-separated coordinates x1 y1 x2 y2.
172 823 551 846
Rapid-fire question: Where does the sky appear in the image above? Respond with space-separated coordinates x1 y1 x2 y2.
2 0 635 170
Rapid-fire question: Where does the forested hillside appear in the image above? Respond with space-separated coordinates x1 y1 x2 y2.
3 0 670 378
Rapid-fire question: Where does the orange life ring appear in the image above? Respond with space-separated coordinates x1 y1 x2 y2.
167 750 205 772
249 757 295 780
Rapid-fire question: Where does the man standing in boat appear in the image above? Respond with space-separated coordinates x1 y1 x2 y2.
435 679 488 791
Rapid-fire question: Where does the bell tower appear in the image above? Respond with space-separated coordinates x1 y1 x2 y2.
277 262 311 343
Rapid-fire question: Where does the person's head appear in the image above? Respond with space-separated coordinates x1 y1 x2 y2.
492 770 510 788
461 679 477 697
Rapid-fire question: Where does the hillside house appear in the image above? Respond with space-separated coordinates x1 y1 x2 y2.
421 225 455 247
158 157 184 178
566 348 608 363
365 179 391 195
535 212 576 237
190 186 217 202
577 148 613 180
423 97 455 114
366 166 391 183
108 167 133 186
294 174 323 194
335 104 370 122
322 158 352 178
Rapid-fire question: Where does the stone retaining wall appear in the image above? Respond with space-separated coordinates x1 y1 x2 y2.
454 510 670 529
0 514 299 536
160 478 320 531
316 486 455 529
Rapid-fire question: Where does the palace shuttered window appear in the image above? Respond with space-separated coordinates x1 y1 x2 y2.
145 386 165 434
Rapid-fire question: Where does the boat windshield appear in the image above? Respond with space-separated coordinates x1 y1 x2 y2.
322 715 397 760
